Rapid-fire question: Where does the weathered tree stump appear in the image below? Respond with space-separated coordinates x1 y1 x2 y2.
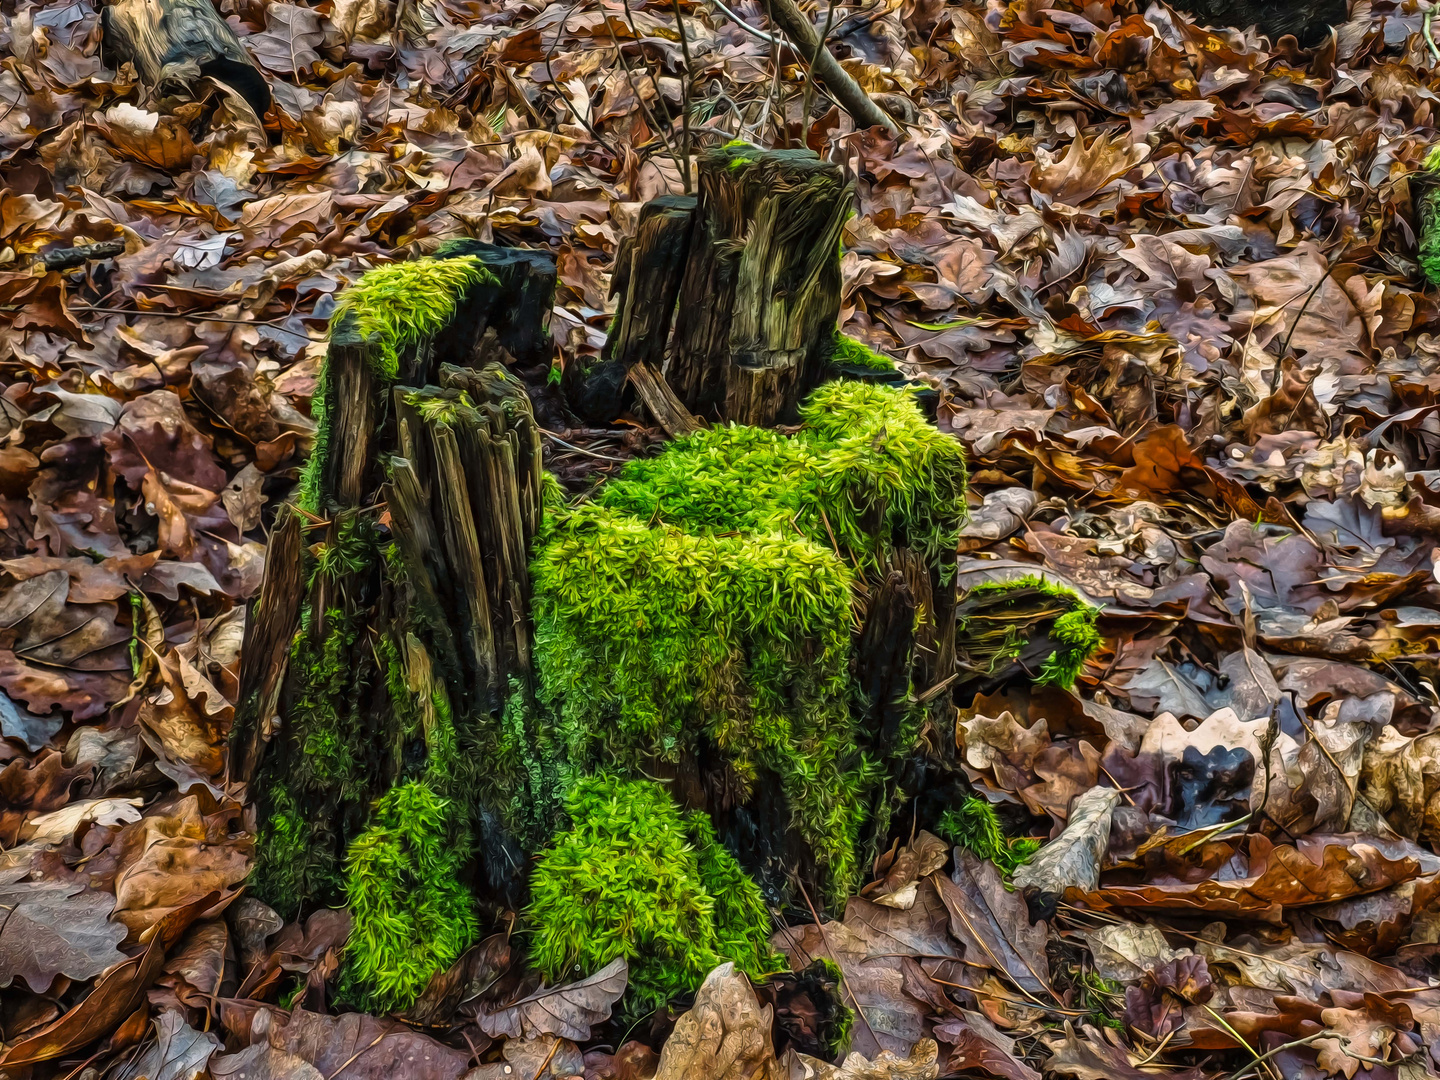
669 145 853 425
101 0 272 119
237 249 557 955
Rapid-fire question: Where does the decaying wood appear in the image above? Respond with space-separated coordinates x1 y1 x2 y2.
764 0 902 136
668 147 853 425
565 195 696 425
231 506 303 786
243 248 551 801
606 195 696 373
627 360 701 437
101 0 271 119
855 571 917 757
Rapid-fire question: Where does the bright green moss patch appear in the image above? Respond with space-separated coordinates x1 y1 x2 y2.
957 575 1101 689
532 382 964 901
333 255 495 379
829 328 896 372
1420 147 1440 286
527 775 778 1015
937 795 1040 877
344 779 477 1013
532 505 871 896
600 380 966 570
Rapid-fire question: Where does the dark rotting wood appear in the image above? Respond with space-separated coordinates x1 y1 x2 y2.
426 241 558 384
230 506 304 786
564 196 696 425
1164 0 1346 47
319 317 381 510
855 571 917 758
607 195 696 373
100 0 272 119
668 146 853 425
627 360 702 437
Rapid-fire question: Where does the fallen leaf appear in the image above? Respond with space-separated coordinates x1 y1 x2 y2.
477 956 627 1042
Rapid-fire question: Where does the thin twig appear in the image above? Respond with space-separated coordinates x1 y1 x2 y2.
711 0 779 42
538 428 632 462
674 0 695 190
545 0 623 160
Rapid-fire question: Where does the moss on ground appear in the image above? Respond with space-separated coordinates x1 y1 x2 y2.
957 575 1101 690
936 795 1040 876
829 328 896 372
527 775 780 1014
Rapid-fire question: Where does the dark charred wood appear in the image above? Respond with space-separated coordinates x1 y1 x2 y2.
100 0 272 119
565 196 695 425
855 571 917 757
427 241 558 380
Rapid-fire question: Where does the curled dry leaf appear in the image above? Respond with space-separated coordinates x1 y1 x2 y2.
476 956 627 1042
1012 786 1119 920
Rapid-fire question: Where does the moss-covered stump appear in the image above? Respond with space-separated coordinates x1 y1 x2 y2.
531 381 968 904
241 242 975 1016
239 248 557 1012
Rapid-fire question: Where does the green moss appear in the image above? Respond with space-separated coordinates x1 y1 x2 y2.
936 795 1040 877
531 382 962 901
957 575 1101 690
685 811 785 981
798 381 967 568
251 785 320 919
600 381 966 571
527 776 776 1015
533 506 872 899
1421 148 1440 286
344 779 477 1013
333 256 496 379
829 328 895 372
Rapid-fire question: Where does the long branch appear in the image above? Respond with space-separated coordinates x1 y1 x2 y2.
762 0 899 135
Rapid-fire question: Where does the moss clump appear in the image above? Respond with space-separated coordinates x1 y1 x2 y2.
829 328 896 372
343 779 477 1013
527 775 779 1014
332 255 495 379
937 795 1040 877
956 575 1101 690
532 506 871 896
1421 146 1440 287
600 380 967 571
298 255 495 514
532 382 964 901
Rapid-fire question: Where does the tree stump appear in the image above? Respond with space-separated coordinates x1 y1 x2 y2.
669 145 853 426
239 236 973 1013
238 249 556 952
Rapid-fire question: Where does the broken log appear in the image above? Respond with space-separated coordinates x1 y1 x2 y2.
101 0 272 119
668 144 853 425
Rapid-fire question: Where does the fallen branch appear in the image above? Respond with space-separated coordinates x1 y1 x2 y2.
763 0 901 135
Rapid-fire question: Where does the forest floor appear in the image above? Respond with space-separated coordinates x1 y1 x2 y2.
4 0 1440 1078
